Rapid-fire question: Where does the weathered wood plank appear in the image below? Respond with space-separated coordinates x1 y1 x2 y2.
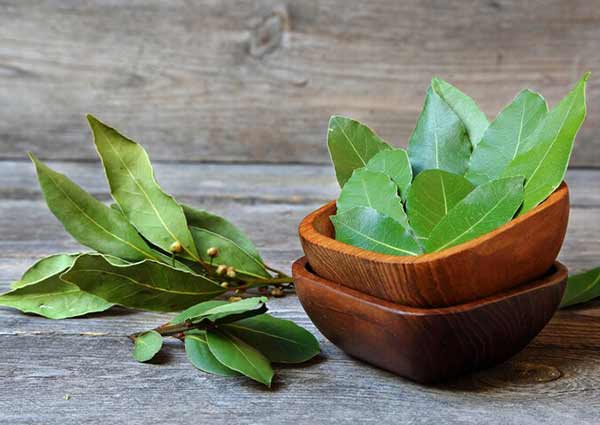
0 0 598 165
1 306 600 424
0 160 597 207
1 164 600 424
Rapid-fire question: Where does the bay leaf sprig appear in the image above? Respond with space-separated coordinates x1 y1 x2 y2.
561 268 600 309
1 115 318 388
328 73 589 256
129 297 320 387
1 115 294 319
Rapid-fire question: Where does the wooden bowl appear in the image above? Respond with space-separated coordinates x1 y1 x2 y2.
293 256 567 384
299 182 569 308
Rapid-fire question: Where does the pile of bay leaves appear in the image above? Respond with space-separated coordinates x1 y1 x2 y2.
328 73 600 309
0 115 319 386
329 73 588 255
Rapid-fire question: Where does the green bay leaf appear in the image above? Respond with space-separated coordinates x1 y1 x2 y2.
189 227 269 279
337 169 408 229
87 115 199 262
206 329 274 387
171 300 228 324
560 268 600 308
365 149 412 199
223 314 320 364
184 204 270 278
0 275 112 320
431 77 489 146
408 87 472 175
185 330 240 376
182 204 264 263
406 170 475 242
466 90 548 185
183 297 268 325
133 330 163 362
332 207 422 256
30 155 160 262
61 253 225 312
501 73 589 214
12 253 77 289
425 177 524 253
327 115 392 187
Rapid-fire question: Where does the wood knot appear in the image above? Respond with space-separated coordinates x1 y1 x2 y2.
247 5 290 58
482 361 563 386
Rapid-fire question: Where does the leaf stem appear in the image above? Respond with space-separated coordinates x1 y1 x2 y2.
128 304 268 339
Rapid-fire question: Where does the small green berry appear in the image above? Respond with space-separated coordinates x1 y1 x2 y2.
226 266 236 279
169 241 183 253
270 287 284 297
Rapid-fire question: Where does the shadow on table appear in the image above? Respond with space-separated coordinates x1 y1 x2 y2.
435 303 600 393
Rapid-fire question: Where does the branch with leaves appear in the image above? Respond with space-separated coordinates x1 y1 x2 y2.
0 115 317 386
130 297 319 387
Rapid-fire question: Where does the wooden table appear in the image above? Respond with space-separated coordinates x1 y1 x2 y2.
2 161 600 424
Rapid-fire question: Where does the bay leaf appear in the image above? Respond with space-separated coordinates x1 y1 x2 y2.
501 73 589 214
132 330 163 362
331 207 423 256
184 204 269 278
425 177 524 253
12 253 77 289
30 154 161 262
61 253 225 312
177 297 268 325
327 115 392 187
336 169 409 229
170 300 227 324
560 268 600 308
189 227 270 279
223 314 320 364
466 89 548 185
431 77 489 146
184 330 239 376
0 276 113 320
206 329 274 387
87 115 199 262
407 87 472 176
182 205 264 263
365 149 412 199
406 170 475 242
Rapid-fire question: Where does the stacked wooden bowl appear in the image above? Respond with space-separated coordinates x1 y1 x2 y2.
293 183 570 383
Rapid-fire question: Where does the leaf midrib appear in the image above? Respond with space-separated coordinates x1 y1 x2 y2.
433 191 513 252
64 268 222 296
336 221 418 256
190 227 267 278
98 124 199 261
523 94 577 191
220 331 270 383
224 323 304 346
334 117 368 166
44 170 157 261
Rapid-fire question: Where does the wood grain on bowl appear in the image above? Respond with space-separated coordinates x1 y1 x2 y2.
299 183 569 308
293 257 567 384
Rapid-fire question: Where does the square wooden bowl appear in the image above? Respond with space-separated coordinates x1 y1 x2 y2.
293 256 567 383
299 183 569 308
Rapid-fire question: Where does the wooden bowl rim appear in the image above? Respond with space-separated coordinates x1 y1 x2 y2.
293 256 568 315
299 182 569 263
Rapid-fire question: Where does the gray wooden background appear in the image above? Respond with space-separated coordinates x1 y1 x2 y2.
0 0 598 166
2 1 600 424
